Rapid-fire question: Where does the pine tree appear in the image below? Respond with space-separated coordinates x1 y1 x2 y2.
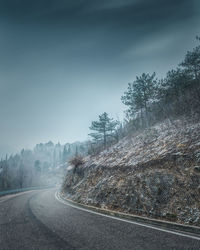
180 43 200 81
53 148 56 168
121 73 157 126
34 160 41 172
62 145 68 163
19 162 25 188
89 112 118 148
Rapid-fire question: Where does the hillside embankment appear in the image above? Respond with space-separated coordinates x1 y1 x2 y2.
62 118 200 226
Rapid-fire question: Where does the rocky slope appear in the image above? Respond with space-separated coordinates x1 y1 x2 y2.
62 118 200 226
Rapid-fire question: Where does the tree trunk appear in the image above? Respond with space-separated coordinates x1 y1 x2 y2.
144 100 149 127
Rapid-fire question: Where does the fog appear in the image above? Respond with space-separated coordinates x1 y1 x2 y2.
0 0 200 157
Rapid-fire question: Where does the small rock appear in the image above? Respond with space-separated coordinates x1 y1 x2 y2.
194 166 200 173
195 152 200 163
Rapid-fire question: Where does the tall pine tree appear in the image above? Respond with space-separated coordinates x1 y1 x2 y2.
89 112 118 148
121 73 157 126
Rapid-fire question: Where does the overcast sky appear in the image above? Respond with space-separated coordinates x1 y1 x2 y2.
0 0 200 156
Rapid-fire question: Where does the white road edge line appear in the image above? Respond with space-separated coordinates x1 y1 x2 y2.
55 191 200 241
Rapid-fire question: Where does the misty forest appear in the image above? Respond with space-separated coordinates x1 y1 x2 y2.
1 37 200 195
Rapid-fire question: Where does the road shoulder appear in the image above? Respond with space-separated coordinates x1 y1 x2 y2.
56 191 200 240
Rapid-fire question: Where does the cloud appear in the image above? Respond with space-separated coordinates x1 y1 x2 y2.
0 0 199 153
89 0 141 10
124 35 176 59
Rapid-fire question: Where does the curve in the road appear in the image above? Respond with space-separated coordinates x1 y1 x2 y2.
0 188 200 250
28 192 75 249
55 191 200 241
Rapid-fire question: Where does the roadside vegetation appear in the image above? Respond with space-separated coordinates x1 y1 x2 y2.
88 37 200 154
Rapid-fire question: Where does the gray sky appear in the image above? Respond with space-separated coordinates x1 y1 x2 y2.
0 0 200 156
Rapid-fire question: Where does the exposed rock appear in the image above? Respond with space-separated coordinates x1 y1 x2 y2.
194 166 200 173
62 118 200 226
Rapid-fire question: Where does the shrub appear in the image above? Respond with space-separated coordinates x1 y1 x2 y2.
68 155 85 167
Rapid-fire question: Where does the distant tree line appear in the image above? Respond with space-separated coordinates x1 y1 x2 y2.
88 37 200 154
0 141 89 191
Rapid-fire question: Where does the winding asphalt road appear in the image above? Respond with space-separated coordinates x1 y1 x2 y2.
0 189 200 250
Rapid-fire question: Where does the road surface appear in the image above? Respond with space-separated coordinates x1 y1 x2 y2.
0 189 200 250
